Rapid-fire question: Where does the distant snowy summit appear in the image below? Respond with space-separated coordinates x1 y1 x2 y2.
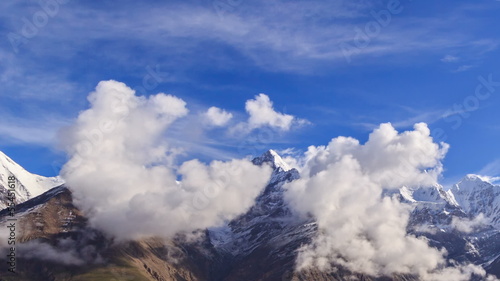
397 173 500 231
0 151 64 210
450 174 500 226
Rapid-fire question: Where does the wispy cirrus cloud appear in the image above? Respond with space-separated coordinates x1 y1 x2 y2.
1 0 499 154
0 112 70 146
478 159 500 180
441 55 459 62
2 0 498 73
453 64 475 72
351 105 449 132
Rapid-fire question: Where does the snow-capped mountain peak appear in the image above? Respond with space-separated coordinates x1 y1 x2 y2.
450 174 500 226
251 149 292 172
0 151 64 210
454 174 495 191
211 150 301 258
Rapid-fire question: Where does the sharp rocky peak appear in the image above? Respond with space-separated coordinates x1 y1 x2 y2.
252 149 292 172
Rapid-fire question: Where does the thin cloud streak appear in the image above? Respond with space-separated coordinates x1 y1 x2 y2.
2 1 498 73
0 113 70 146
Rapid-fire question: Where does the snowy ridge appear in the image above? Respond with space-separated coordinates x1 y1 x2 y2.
0 151 64 210
397 175 500 222
215 150 500 276
399 184 459 206
398 174 500 268
450 174 500 227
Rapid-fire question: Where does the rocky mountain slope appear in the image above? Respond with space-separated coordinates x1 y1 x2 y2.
0 183 218 281
0 150 499 280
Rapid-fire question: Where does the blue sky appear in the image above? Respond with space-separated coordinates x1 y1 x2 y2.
0 0 499 185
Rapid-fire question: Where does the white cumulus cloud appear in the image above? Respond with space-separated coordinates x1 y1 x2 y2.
204 106 233 126
246 93 295 131
229 93 307 135
60 80 272 240
284 123 493 280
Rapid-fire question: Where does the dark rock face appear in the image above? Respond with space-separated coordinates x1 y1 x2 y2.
0 185 214 281
1 151 499 281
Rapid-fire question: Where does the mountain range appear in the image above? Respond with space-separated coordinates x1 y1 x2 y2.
0 150 499 281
